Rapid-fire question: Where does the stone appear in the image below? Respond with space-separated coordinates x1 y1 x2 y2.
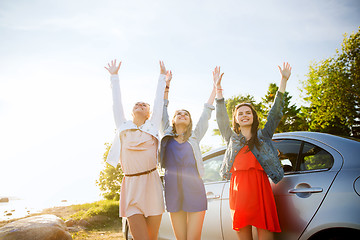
66 226 82 233
0 214 72 240
0 198 9 203
86 215 111 226
77 219 90 228
64 219 76 227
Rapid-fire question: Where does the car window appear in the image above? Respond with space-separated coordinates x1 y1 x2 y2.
300 142 334 171
272 139 302 173
203 154 224 183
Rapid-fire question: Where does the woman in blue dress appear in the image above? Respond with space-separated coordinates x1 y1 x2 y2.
159 69 217 240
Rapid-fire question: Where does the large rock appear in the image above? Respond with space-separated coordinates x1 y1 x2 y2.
0 198 9 203
0 214 72 240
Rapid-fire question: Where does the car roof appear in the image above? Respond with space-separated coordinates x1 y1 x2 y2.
203 131 360 168
274 131 360 152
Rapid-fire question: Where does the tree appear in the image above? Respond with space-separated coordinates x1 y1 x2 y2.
96 143 123 200
301 28 360 136
262 83 308 132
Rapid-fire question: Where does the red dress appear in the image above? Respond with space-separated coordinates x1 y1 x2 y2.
229 145 281 232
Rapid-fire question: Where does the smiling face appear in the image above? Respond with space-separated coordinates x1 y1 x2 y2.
172 109 193 140
173 110 191 126
235 105 254 127
132 102 150 119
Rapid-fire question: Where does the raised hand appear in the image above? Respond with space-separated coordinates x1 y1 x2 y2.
105 59 121 75
160 61 167 75
213 66 224 89
278 62 292 81
166 70 172 87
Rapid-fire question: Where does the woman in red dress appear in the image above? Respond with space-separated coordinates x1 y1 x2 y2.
214 63 292 240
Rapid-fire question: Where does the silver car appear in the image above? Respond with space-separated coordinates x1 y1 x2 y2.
123 132 360 239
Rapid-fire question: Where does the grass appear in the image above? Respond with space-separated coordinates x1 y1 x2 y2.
69 200 120 222
66 200 124 240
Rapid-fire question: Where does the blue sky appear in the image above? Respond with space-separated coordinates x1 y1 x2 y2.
0 0 359 204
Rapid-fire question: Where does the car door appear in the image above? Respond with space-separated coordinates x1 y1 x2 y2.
202 152 227 240
271 137 342 240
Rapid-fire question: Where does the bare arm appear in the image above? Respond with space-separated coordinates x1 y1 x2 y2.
278 62 292 93
207 70 217 105
214 66 224 99
164 69 172 100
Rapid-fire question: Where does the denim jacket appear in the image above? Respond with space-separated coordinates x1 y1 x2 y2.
106 74 166 168
159 99 215 178
216 91 285 184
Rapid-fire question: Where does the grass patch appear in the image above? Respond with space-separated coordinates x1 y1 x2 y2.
69 200 119 221
67 200 120 230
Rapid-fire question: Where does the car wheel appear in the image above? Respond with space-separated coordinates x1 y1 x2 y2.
124 219 133 240
310 228 360 240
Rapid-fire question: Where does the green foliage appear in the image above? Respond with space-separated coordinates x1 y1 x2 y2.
96 143 123 200
301 27 360 136
70 200 119 221
262 83 308 132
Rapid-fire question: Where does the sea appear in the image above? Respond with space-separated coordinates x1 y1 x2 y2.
0 195 101 222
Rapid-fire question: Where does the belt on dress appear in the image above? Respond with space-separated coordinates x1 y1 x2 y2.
124 167 157 177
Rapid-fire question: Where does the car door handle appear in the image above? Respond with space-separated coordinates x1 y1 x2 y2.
288 187 323 194
206 192 220 199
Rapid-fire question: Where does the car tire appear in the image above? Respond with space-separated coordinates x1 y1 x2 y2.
124 219 133 240
310 228 360 240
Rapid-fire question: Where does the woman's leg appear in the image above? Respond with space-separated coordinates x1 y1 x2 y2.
236 225 253 240
145 214 162 240
127 214 149 240
186 211 206 240
169 211 187 240
257 228 274 240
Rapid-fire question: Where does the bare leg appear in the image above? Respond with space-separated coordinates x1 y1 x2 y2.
145 214 162 240
257 228 274 240
187 211 206 240
169 211 187 240
236 225 253 240
127 214 149 240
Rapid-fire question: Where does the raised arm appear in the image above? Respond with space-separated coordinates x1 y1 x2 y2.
278 62 291 93
214 66 233 143
104 59 126 129
214 66 224 100
262 62 292 139
149 61 168 128
160 69 173 134
193 74 217 141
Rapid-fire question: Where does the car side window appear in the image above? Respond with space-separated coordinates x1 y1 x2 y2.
300 142 334 171
272 139 302 173
203 154 224 183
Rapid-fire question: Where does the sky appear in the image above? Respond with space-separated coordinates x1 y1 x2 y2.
0 0 359 205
